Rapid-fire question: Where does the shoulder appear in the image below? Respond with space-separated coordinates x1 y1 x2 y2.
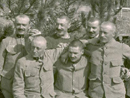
16 56 28 69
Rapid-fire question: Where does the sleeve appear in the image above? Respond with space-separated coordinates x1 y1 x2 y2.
122 43 130 60
13 60 26 98
0 39 7 81
47 48 64 64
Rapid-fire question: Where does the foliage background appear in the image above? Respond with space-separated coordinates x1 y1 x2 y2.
0 0 130 37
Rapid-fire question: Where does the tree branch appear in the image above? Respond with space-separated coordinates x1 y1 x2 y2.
23 0 36 14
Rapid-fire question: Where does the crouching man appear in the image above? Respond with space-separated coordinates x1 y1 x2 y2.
13 36 64 98
54 39 89 98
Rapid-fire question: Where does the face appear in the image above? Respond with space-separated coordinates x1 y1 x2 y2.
100 24 115 44
15 17 30 36
31 40 47 58
87 21 100 38
56 18 70 37
68 46 83 63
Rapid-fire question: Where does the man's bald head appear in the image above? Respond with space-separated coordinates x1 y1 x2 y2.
101 21 116 34
31 36 47 58
100 21 116 44
32 36 47 46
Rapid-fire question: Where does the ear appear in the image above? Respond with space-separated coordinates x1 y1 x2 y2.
68 22 71 28
81 49 84 55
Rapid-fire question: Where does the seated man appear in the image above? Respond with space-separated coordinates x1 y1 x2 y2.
54 39 89 98
13 36 65 98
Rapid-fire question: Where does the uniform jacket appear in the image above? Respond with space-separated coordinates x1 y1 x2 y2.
0 35 27 81
13 48 63 98
46 33 74 49
54 56 89 95
86 38 130 98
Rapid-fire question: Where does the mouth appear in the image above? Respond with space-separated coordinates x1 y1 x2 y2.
18 29 25 31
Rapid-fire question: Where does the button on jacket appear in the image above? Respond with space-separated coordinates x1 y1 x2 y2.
13 48 63 98
86 38 130 98
0 35 27 97
54 56 89 97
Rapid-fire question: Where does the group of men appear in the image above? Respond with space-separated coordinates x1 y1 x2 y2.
0 13 130 98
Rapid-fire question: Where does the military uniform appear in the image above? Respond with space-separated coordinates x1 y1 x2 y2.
46 33 74 49
86 38 130 98
54 56 89 98
13 48 63 98
0 35 27 98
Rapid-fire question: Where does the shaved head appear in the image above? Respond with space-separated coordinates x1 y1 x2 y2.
32 36 47 44
31 36 47 57
101 21 116 34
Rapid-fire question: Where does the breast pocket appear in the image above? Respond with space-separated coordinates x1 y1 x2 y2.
112 77 124 90
89 75 101 89
24 68 38 88
110 60 123 77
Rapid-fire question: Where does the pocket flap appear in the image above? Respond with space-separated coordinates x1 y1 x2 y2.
113 77 122 84
111 60 123 66
89 74 100 81
25 70 36 77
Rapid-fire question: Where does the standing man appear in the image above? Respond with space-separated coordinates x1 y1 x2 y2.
86 21 130 98
0 14 30 98
54 39 89 98
13 36 64 98
75 17 100 40
46 15 74 49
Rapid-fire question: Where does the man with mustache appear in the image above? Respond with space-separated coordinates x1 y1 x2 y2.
0 14 30 98
13 36 64 98
54 39 89 98
86 21 130 98
46 16 74 49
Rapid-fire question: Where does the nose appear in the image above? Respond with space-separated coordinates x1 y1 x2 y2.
19 24 24 29
58 25 61 29
34 48 37 52
101 33 105 37
90 28 94 32
71 53 75 58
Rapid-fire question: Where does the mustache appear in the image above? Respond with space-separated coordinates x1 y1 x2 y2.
17 28 25 31
56 28 63 31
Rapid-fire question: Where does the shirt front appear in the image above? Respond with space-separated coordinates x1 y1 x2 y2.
54 56 89 93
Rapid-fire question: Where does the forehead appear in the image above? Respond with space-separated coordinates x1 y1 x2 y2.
32 40 46 47
101 25 113 32
57 18 69 24
88 20 100 27
69 46 81 52
15 17 30 24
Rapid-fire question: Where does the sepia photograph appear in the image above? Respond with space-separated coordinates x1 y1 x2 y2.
0 0 130 98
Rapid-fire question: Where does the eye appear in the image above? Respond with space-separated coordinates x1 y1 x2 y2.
92 27 96 29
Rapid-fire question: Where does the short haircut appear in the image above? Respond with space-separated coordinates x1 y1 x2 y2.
32 35 47 45
101 21 116 33
15 14 30 22
69 39 84 49
57 15 70 23
87 17 100 25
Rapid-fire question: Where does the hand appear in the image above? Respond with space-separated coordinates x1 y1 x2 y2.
29 29 41 36
121 67 130 81
57 43 68 48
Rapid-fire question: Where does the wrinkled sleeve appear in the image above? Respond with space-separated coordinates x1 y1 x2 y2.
0 40 7 81
47 48 64 64
13 60 26 98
